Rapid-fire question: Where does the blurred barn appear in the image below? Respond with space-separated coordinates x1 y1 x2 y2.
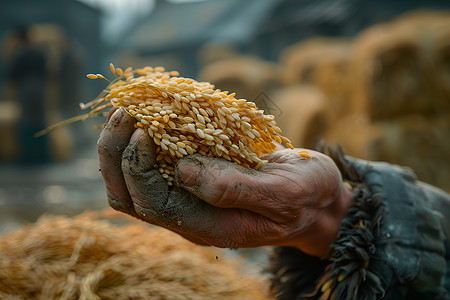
0 0 105 163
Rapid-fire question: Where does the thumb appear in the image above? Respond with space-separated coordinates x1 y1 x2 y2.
174 155 286 217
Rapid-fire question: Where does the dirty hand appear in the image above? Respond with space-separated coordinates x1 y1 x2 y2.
97 108 353 258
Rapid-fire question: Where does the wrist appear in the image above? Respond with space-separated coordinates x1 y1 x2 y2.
322 182 354 255
289 182 354 258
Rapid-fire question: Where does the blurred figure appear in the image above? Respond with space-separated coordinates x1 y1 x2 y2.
7 25 51 164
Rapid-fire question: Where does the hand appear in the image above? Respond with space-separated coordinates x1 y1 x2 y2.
97 108 353 258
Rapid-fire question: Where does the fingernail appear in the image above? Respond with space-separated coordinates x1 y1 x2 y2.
108 108 124 127
130 128 145 144
106 107 119 122
176 159 202 187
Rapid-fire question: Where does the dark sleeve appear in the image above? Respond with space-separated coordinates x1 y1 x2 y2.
268 147 450 300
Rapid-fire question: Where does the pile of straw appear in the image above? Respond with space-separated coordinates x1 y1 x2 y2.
427 13 450 112
198 56 281 107
347 11 450 190
0 211 271 299
312 43 353 120
351 11 450 121
277 38 354 150
368 113 450 192
272 85 328 149
351 15 427 120
280 38 352 87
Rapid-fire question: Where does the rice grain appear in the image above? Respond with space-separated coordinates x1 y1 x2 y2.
41 64 293 182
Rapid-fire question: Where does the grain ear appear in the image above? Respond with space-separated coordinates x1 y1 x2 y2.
46 65 294 183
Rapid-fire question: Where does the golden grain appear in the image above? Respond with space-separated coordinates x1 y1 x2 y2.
110 63 116 74
298 150 311 158
63 65 294 182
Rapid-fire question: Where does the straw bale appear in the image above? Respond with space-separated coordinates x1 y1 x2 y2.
429 16 450 112
280 38 352 86
279 38 354 127
351 23 424 119
367 113 450 192
324 113 380 159
351 11 450 121
312 45 354 120
389 11 450 114
0 211 271 300
198 56 282 107
273 85 328 149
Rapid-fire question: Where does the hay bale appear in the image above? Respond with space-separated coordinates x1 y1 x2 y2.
275 11 450 171
324 113 380 159
367 113 450 192
198 56 281 109
429 15 450 112
351 11 450 121
351 23 424 120
0 211 271 300
280 38 354 126
312 45 354 120
280 38 352 87
273 85 328 149
388 11 450 114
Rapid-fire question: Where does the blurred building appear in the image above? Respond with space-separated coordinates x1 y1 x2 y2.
0 0 106 162
114 0 279 78
0 0 103 102
114 0 450 77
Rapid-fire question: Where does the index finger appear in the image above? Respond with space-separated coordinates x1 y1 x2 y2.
97 108 138 217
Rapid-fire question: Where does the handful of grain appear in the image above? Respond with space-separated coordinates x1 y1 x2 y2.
41 64 293 184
